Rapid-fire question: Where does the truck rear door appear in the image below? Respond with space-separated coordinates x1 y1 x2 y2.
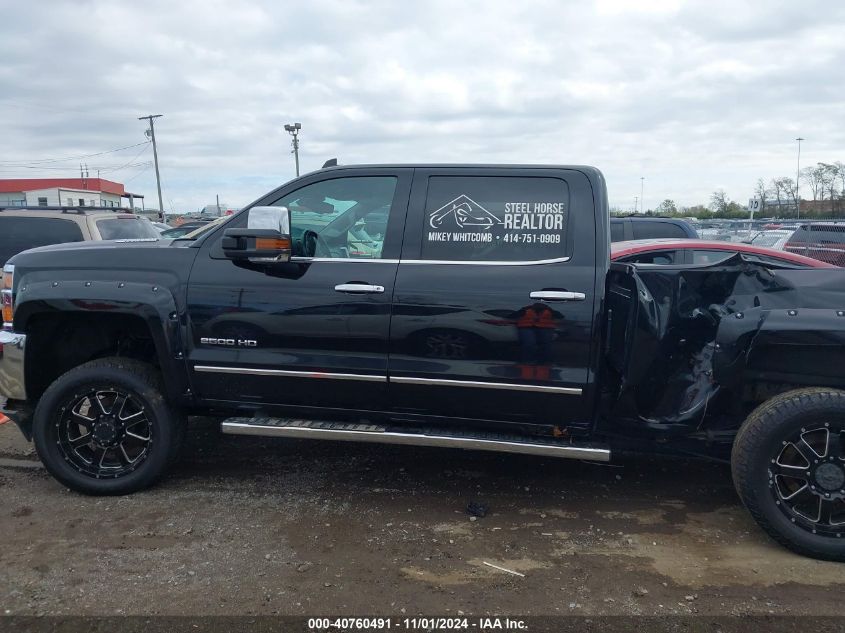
388 168 599 427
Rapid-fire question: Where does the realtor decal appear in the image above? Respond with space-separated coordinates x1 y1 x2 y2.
426 195 567 245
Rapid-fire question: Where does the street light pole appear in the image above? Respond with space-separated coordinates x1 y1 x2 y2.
138 114 164 218
795 137 804 220
640 177 645 214
284 123 302 177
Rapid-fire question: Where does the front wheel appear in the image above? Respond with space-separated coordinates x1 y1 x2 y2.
33 357 184 495
732 388 845 561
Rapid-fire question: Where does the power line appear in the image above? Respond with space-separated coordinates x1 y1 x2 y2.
0 141 150 166
124 163 154 184
0 160 152 176
96 143 152 174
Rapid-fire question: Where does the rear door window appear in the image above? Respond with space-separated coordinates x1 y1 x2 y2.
610 220 626 242
631 221 688 240
0 216 84 264
810 228 845 244
420 176 570 262
788 226 845 245
621 249 682 265
96 217 160 240
691 249 735 265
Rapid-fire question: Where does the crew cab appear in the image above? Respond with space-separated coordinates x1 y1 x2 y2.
2 164 845 561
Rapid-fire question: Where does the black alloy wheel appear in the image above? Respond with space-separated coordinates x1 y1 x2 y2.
56 388 153 478
769 423 845 535
33 357 183 495
733 388 845 561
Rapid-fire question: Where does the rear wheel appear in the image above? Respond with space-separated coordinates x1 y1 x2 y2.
33 357 184 495
732 388 845 561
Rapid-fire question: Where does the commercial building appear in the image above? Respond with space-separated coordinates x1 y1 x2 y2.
0 178 145 211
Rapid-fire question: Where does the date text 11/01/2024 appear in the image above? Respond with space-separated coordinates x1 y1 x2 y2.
307 617 527 630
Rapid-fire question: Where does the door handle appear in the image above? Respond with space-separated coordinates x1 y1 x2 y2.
529 290 586 301
334 283 385 294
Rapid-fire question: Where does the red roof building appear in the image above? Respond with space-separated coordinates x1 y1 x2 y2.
0 178 145 210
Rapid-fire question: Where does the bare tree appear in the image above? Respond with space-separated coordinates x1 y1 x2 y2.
754 178 769 211
710 189 729 214
655 199 677 215
831 161 845 212
769 177 784 208
801 164 825 201
819 163 839 208
771 176 797 214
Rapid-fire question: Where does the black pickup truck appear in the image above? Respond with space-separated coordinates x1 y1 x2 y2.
2 164 845 561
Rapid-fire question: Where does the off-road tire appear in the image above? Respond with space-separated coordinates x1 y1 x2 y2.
33 357 184 495
732 387 845 561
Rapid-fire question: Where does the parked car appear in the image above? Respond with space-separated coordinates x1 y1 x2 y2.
784 222 845 266
160 221 213 239
612 238 835 267
200 204 240 219
746 228 796 250
610 216 698 242
150 222 171 233
4 164 845 562
0 206 159 285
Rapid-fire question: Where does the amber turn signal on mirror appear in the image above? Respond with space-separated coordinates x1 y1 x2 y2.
255 237 291 251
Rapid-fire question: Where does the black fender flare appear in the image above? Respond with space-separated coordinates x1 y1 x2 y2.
715 307 845 388
13 278 192 404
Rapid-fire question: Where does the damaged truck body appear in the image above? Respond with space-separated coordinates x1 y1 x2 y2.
2 164 844 561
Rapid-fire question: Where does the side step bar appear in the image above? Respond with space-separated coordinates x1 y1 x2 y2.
221 417 610 462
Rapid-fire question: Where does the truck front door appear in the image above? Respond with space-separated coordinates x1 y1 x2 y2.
388 168 599 427
186 169 411 415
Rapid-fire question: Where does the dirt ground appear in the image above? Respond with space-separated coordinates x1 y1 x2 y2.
1 417 844 618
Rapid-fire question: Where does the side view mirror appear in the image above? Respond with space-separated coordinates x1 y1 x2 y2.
222 206 292 263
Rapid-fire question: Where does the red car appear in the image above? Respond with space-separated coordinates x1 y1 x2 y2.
611 238 836 268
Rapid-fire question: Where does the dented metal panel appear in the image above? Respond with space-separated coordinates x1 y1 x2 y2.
604 255 845 436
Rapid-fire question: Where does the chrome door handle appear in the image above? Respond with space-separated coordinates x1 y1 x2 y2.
334 283 385 294
530 290 586 301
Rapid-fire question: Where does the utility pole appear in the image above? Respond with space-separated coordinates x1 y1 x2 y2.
795 137 804 220
284 122 302 177
138 114 164 217
634 196 638 213
640 176 645 214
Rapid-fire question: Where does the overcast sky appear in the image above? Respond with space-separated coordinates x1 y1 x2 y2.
1 0 843 213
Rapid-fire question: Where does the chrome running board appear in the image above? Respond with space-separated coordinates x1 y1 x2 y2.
221 417 610 462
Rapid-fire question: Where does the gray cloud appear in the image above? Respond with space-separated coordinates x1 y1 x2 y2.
0 0 842 212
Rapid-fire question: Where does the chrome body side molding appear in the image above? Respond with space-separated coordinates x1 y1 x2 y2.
221 418 610 461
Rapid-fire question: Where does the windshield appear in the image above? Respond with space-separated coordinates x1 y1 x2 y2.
180 216 232 240
96 217 160 240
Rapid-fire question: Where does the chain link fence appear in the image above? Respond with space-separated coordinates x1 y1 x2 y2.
692 219 845 266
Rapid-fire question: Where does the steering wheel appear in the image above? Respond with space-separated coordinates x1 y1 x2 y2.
302 230 332 258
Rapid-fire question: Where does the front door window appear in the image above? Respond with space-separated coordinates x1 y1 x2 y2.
272 177 397 259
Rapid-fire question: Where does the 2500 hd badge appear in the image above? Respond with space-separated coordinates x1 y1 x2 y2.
200 337 258 347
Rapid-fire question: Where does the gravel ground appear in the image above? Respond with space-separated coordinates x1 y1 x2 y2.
1 417 844 617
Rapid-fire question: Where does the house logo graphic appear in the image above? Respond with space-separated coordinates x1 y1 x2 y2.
428 195 503 230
